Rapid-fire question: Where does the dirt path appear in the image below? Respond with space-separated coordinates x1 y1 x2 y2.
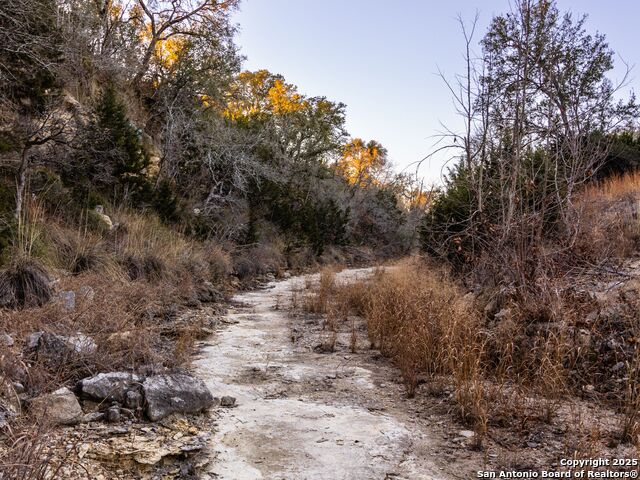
194 268 452 480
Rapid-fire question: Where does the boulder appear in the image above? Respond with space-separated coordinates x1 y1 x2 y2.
78 372 143 404
31 387 83 425
24 332 97 365
142 374 214 421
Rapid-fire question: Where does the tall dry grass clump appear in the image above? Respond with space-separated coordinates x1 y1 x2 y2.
363 263 480 390
313 260 588 441
336 261 488 435
304 266 339 314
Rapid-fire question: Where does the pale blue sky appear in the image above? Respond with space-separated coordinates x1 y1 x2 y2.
232 1 639 184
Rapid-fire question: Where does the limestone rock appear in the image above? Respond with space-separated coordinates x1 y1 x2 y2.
143 374 214 421
24 332 97 365
58 291 76 311
0 333 14 347
31 387 83 425
220 396 236 408
78 372 143 405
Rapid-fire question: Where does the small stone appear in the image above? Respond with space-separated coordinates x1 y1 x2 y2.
494 308 511 321
220 396 236 408
77 443 90 459
0 333 14 347
58 291 76 311
12 382 24 394
0 412 8 429
65 333 96 354
612 361 626 372
93 205 114 230
124 390 143 410
106 406 121 423
31 387 83 425
81 412 105 423
78 286 95 302
458 430 475 438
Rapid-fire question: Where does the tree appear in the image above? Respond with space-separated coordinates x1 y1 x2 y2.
224 70 347 169
0 0 65 219
131 0 239 89
69 84 150 203
335 138 389 187
421 0 639 282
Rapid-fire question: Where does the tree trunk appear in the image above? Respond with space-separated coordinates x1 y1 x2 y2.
15 147 29 220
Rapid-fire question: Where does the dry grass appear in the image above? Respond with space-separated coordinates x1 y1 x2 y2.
306 259 611 445
0 420 70 480
358 262 487 432
0 258 52 309
305 260 489 439
574 172 640 262
0 201 238 405
304 266 339 314
581 171 640 200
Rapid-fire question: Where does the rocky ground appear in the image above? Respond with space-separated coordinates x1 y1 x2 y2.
3 267 639 479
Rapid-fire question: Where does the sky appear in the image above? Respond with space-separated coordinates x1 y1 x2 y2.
232 1 640 185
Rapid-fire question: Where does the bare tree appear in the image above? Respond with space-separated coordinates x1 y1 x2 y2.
422 0 639 286
132 0 239 88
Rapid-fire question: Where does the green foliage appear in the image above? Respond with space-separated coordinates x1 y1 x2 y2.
153 179 181 223
598 132 640 178
420 164 474 265
94 85 150 182
252 179 348 255
0 0 416 264
0 0 61 109
69 84 152 205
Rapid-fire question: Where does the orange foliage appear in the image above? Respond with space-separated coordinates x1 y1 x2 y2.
335 138 388 186
223 70 309 120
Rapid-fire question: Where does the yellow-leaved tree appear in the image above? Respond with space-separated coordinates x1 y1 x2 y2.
335 138 389 187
